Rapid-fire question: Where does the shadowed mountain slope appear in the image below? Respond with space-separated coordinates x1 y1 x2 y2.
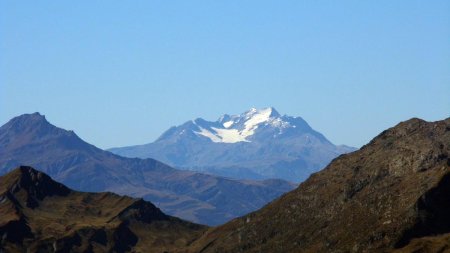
0 166 206 253
0 113 295 225
185 118 450 252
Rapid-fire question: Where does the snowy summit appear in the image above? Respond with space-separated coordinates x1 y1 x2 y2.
194 107 291 143
109 107 356 182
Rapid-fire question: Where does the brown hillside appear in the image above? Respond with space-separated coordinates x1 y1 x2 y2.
186 118 450 253
0 166 206 253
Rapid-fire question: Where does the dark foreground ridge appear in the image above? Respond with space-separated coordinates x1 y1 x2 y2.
185 118 450 252
0 166 206 253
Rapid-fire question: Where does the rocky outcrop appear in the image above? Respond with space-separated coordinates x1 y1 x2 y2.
0 167 206 253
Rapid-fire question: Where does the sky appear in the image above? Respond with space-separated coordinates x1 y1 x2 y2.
1 1 449 149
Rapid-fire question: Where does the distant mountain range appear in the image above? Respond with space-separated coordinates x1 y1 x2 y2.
0 113 295 225
109 107 356 182
2 117 449 252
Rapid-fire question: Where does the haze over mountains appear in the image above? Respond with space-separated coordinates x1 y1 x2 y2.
110 107 356 182
1 117 448 253
0 113 295 225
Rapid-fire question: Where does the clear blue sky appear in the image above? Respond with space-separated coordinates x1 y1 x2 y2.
1 1 449 149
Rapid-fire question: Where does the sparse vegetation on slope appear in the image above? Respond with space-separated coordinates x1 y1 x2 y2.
185 118 450 252
0 166 206 253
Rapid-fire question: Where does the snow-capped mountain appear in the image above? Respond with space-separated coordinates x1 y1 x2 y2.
194 107 293 143
0 112 296 225
109 107 356 182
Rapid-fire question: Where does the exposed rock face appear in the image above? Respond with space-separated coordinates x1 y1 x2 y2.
0 166 206 253
185 118 450 252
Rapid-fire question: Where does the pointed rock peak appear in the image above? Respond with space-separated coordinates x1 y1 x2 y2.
1 112 53 132
266 107 280 117
29 112 45 117
16 112 47 123
247 107 257 113
242 107 259 117
192 118 208 126
243 107 280 118
3 166 69 192
118 198 169 223
218 114 231 123
0 166 71 207
3 166 45 185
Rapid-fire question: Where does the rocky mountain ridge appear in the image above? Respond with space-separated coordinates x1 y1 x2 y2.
184 117 450 252
0 113 295 226
0 166 206 253
1 117 449 252
110 107 356 182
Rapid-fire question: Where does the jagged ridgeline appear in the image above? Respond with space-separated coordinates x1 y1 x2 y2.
1 118 449 253
0 113 295 226
186 118 450 252
0 166 206 253
109 107 356 182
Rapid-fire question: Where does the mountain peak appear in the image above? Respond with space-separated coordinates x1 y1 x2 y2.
192 107 289 143
15 112 47 123
218 107 280 124
159 107 319 145
109 107 356 182
13 112 46 122
0 112 90 152
0 167 206 251
3 166 49 187
243 107 280 118
0 166 71 208
267 107 280 117
1 112 52 133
